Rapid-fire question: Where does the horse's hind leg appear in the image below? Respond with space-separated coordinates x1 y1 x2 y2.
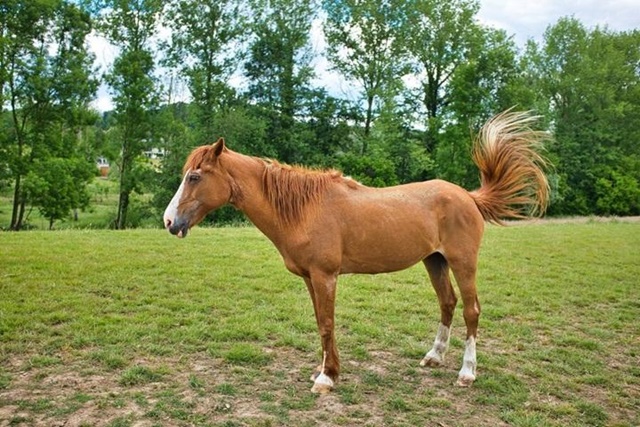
449 257 481 387
421 252 457 367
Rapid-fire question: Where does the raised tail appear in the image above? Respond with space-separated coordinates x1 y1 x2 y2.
469 111 550 225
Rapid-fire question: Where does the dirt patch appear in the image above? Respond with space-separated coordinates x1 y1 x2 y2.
0 349 512 427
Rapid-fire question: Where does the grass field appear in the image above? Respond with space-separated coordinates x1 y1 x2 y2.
0 222 639 426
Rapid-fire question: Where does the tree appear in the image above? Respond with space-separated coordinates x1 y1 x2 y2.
163 0 247 140
527 18 640 215
403 0 481 149
148 102 193 222
1 0 57 229
1 0 98 230
297 88 359 167
323 0 408 149
24 157 94 229
338 92 433 186
99 0 162 229
436 27 522 188
244 0 317 163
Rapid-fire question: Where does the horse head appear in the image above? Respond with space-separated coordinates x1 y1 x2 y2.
163 138 231 238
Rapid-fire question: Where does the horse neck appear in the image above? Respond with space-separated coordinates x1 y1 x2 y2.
222 151 283 240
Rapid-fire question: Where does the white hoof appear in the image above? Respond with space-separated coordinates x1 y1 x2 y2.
420 349 445 367
310 372 334 393
456 373 475 387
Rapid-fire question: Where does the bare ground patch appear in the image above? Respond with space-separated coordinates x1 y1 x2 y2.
1 347 521 426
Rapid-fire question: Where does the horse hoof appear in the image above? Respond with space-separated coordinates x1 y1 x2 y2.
311 382 333 394
420 356 443 367
456 374 475 387
310 373 334 394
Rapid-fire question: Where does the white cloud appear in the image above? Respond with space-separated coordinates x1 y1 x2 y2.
87 31 118 74
87 30 117 112
91 85 114 112
477 0 640 46
309 17 358 100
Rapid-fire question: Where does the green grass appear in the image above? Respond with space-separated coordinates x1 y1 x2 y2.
0 222 639 426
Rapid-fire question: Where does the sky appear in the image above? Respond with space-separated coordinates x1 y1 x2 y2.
477 0 640 46
90 0 640 112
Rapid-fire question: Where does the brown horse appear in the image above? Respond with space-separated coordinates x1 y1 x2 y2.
163 111 549 393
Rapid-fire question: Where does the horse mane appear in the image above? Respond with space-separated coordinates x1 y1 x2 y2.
262 160 346 226
181 144 356 226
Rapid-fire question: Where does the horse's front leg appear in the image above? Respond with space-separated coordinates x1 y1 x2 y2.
304 271 339 393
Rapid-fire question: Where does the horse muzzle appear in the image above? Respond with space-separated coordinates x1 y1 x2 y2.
165 216 190 238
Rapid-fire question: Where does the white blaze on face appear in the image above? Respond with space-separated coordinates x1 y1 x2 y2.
163 170 188 228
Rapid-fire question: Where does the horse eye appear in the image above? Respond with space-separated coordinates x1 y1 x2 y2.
188 173 201 183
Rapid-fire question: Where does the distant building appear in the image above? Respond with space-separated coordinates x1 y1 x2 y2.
96 149 164 177
97 157 110 177
144 148 165 160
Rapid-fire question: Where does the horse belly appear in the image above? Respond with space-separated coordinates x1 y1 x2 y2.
339 220 437 274
327 180 465 274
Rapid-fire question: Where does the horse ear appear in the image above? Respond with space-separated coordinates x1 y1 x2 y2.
213 137 226 157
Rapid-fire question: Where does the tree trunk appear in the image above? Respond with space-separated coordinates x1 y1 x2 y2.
115 190 129 229
363 94 374 155
10 175 21 230
115 152 129 229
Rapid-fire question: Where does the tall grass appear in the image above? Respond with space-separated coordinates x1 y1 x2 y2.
0 222 638 426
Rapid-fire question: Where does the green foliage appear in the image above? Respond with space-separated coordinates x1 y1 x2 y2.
162 0 247 139
595 166 640 215
448 27 521 120
244 0 317 163
365 98 434 184
323 0 408 139
337 151 398 187
23 157 94 229
99 0 162 229
2 1 639 227
0 0 98 230
528 18 640 216
404 0 481 122
434 124 477 189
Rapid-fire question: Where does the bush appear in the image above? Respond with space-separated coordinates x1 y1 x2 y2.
595 168 640 216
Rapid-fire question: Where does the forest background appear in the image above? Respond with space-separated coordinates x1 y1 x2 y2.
1 0 639 230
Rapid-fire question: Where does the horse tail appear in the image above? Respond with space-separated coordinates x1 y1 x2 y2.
469 110 550 225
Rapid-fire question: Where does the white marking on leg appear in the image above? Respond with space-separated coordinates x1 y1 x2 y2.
457 336 477 386
421 323 450 366
163 170 188 228
311 351 334 393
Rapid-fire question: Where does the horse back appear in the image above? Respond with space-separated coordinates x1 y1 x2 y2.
301 179 484 275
